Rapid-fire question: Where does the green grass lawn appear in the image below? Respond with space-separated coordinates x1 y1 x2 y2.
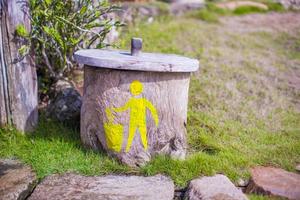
1 11 300 200
185 1 284 23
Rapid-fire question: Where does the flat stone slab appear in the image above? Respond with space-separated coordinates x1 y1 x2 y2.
185 174 248 200
246 166 300 199
29 173 174 200
0 159 37 200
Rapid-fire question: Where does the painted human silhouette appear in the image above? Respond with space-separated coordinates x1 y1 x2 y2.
111 80 159 152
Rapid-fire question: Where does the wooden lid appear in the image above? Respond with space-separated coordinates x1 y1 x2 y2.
74 38 199 72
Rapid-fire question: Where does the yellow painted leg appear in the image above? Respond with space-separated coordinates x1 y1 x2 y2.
139 125 148 150
126 124 137 152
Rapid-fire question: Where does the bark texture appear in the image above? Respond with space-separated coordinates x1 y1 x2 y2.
81 66 190 166
0 0 38 132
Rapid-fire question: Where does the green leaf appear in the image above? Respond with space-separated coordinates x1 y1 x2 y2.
80 6 87 15
70 37 82 46
43 26 64 49
15 24 29 38
18 45 29 56
45 0 52 6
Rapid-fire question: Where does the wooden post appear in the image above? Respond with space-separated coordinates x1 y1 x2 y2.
75 39 199 166
0 0 38 132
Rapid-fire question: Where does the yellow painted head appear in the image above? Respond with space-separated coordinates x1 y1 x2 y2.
130 80 143 96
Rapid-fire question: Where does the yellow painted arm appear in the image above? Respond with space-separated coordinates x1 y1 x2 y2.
145 99 159 127
112 101 130 113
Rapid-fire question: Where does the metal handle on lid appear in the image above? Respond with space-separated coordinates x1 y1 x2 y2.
131 38 142 56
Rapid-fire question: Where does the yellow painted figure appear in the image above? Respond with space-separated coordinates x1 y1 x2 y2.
105 80 159 152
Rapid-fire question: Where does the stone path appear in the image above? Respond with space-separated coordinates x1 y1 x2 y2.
0 159 37 200
246 166 300 200
28 173 174 200
185 174 248 200
2 159 300 200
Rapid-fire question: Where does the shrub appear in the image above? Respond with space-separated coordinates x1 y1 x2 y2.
17 0 121 95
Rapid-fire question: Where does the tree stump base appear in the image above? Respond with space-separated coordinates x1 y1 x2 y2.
82 67 191 166
75 43 199 166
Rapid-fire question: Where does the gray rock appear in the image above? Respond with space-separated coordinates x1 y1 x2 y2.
47 80 82 124
296 164 300 172
276 0 300 10
114 3 167 24
170 0 205 16
0 159 37 200
185 174 248 200
174 187 186 200
28 173 174 200
237 178 249 187
246 166 300 199
53 79 73 94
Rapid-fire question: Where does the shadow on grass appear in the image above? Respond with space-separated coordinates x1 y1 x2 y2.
0 114 130 179
0 113 239 186
1 109 299 187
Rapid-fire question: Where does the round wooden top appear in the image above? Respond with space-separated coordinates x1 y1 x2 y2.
74 49 199 72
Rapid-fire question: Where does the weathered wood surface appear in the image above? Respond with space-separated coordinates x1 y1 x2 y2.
81 66 190 166
0 0 38 132
74 49 199 72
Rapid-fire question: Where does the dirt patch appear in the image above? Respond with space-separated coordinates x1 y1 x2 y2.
220 12 300 36
219 12 300 112
174 12 300 131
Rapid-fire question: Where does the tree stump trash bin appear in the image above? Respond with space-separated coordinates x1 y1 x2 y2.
74 38 199 166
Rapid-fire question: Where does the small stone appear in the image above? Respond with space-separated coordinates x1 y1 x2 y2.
53 80 73 94
0 159 37 200
185 174 248 200
237 178 249 187
174 187 186 200
147 17 154 24
28 173 174 200
296 164 300 172
246 166 300 199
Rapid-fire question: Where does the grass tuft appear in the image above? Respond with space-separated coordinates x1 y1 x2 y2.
0 116 129 179
192 9 220 23
233 6 267 15
187 3 229 22
187 1 285 22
